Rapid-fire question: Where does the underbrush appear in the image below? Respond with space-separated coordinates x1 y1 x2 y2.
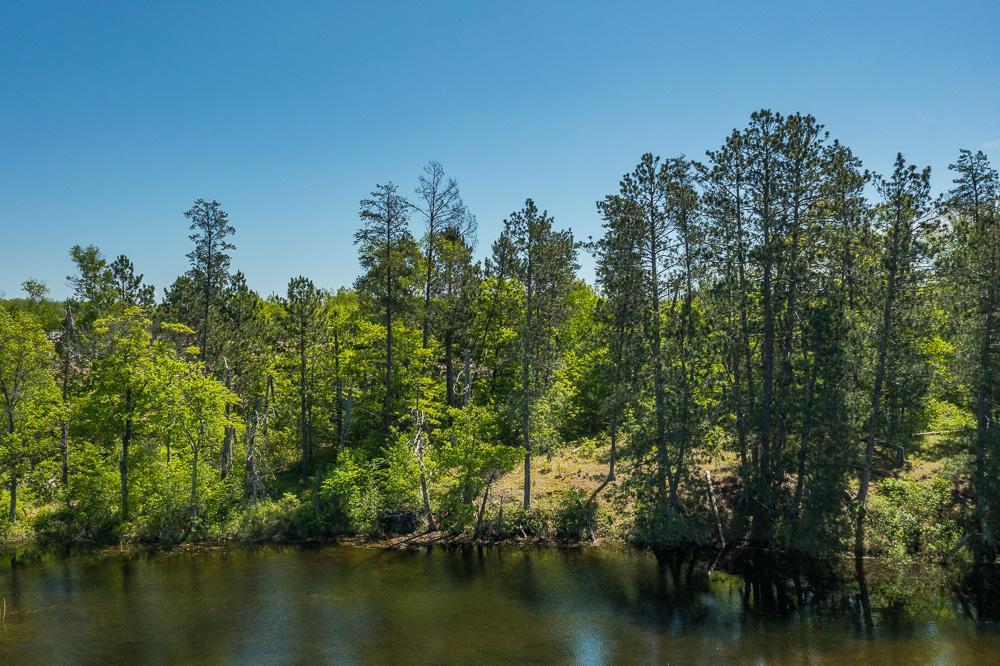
866 476 965 561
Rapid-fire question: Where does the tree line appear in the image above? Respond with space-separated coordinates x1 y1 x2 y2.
1 111 997 564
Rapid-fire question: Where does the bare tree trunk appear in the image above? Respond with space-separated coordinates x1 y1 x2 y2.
474 469 497 540
706 470 725 548
414 411 436 531
422 220 435 350
245 397 261 501
60 422 69 488
463 348 471 407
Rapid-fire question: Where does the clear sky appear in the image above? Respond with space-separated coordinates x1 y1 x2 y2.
2 0 998 299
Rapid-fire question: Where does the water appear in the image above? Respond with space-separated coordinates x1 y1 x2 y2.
0 545 996 664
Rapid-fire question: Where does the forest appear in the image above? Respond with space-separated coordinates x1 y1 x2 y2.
1 109 998 567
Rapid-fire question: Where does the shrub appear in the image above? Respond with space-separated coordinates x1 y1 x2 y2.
553 488 591 540
320 453 382 535
867 476 962 560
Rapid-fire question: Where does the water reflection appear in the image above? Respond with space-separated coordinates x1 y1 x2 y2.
0 544 997 663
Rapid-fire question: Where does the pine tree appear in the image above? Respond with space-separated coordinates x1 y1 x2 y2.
944 149 1000 560
855 154 933 560
355 183 417 441
593 189 646 506
502 199 577 508
284 276 322 472
108 255 155 308
599 153 676 506
184 198 235 369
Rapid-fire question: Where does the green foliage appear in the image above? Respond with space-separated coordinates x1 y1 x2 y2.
320 453 377 533
2 122 996 570
867 477 963 560
0 305 61 531
552 488 591 540
431 406 519 532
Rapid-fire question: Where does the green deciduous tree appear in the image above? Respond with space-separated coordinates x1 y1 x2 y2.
0 306 60 523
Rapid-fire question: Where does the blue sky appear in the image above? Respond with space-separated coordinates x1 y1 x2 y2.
2 0 998 299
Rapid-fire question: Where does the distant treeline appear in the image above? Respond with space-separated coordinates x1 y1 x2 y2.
1 110 997 564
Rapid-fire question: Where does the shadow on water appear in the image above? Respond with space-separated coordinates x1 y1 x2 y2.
956 562 1000 623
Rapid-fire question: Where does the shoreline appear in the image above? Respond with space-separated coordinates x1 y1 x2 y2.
0 531 607 557
0 531 964 572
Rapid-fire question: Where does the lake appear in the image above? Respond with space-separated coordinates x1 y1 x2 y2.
0 544 997 664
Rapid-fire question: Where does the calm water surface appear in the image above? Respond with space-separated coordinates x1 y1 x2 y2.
0 544 997 664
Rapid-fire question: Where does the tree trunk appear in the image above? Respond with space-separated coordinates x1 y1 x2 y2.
856 220 903 559
474 469 497 540
758 247 775 528
855 553 874 627
60 305 75 488
120 388 133 522
791 352 819 519
522 238 533 510
60 421 69 488
416 427 436 531
585 418 618 540
221 365 233 479
706 470 725 548
422 222 435 350
445 329 454 407
263 374 273 437
335 382 343 454
191 421 204 525
650 242 668 502
463 348 471 406
340 389 352 451
201 252 212 367
8 476 16 524
734 177 756 481
334 327 343 453
300 319 309 473
973 294 996 558
385 222 394 440
245 397 261 501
